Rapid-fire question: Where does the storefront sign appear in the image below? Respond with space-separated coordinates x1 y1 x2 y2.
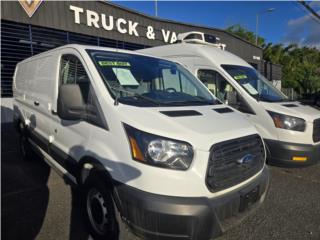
69 5 178 44
18 1 226 47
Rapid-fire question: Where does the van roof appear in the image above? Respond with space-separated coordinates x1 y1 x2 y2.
138 43 252 68
17 44 160 64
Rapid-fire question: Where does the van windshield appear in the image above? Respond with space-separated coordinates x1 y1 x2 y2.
221 65 288 102
87 50 218 107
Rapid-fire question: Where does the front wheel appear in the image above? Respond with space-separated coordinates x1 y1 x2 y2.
83 173 120 240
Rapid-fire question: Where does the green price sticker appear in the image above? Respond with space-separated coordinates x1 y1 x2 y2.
234 74 247 80
98 61 131 67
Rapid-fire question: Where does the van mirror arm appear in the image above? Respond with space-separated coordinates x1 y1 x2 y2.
114 94 119 106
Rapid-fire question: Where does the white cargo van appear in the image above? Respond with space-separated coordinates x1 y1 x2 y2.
13 44 269 240
139 32 320 166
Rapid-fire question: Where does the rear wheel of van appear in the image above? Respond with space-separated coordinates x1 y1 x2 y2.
83 173 134 240
18 123 33 161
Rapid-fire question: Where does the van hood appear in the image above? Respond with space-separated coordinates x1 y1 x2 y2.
118 104 258 151
260 101 320 122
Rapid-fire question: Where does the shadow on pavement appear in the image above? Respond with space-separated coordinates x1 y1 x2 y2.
69 188 90 240
1 121 140 240
1 123 90 240
1 123 50 239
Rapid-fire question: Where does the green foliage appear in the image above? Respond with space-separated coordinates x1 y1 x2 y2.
226 24 320 94
264 44 320 93
226 24 265 47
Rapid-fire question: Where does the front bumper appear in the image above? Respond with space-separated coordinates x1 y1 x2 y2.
113 166 269 240
265 139 320 166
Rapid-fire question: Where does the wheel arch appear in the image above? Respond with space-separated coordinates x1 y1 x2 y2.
77 156 124 216
77 156 113 187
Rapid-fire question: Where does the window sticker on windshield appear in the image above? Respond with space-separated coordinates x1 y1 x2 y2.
242 83 259 95
234 74 247 80
98 61 131 67
112 68 139 86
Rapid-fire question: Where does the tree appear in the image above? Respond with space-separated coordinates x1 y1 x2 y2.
226 24 265 47
264 44 320 93
226 24 320 94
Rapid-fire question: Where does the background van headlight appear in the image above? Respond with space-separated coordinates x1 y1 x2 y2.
124 124 193 170
267 111 306 132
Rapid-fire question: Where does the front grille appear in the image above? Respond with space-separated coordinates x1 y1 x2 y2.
313 119 320 142
206 134 265 192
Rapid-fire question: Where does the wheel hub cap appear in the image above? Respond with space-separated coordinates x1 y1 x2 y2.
87 188 109 235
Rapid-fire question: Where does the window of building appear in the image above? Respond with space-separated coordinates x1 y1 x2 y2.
1 20 149 97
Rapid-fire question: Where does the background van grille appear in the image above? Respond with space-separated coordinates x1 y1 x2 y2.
313 119 320 143
206 134 265 192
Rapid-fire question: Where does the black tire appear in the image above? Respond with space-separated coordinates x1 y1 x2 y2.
82 172 128 240
18 123 33 161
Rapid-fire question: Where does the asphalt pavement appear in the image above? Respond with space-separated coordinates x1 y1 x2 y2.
2 123 320 240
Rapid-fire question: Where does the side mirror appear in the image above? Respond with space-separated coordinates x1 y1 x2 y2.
57 84 85 120
226 91 255 114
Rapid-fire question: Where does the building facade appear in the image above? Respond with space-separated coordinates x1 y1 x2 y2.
1 0 276 97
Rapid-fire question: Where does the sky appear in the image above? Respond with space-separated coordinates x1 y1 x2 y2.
113 1 320 48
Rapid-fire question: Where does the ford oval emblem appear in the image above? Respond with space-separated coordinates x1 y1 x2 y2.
237 154 255 165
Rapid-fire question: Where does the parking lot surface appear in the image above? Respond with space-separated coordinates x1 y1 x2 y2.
2 123 320 240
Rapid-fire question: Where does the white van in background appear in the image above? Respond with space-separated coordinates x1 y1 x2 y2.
13 45 268 240
139 32 320 166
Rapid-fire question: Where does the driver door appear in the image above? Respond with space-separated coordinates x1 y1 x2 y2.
49 51 98 176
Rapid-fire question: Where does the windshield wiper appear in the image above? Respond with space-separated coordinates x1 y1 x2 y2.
186 96 217 105
254 94 288 103
165 99 213 106
195 96 218 104
109 86 162 106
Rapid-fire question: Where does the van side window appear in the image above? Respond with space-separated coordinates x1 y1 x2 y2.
198 69 254 114
60 55 91 103
59 54 106 127
198 70 218 95
198 69 233 100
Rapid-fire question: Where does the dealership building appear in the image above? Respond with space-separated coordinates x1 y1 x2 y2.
1 0 281 98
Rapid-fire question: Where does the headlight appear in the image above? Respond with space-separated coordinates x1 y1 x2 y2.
267 111 306 132
124 124 193 170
